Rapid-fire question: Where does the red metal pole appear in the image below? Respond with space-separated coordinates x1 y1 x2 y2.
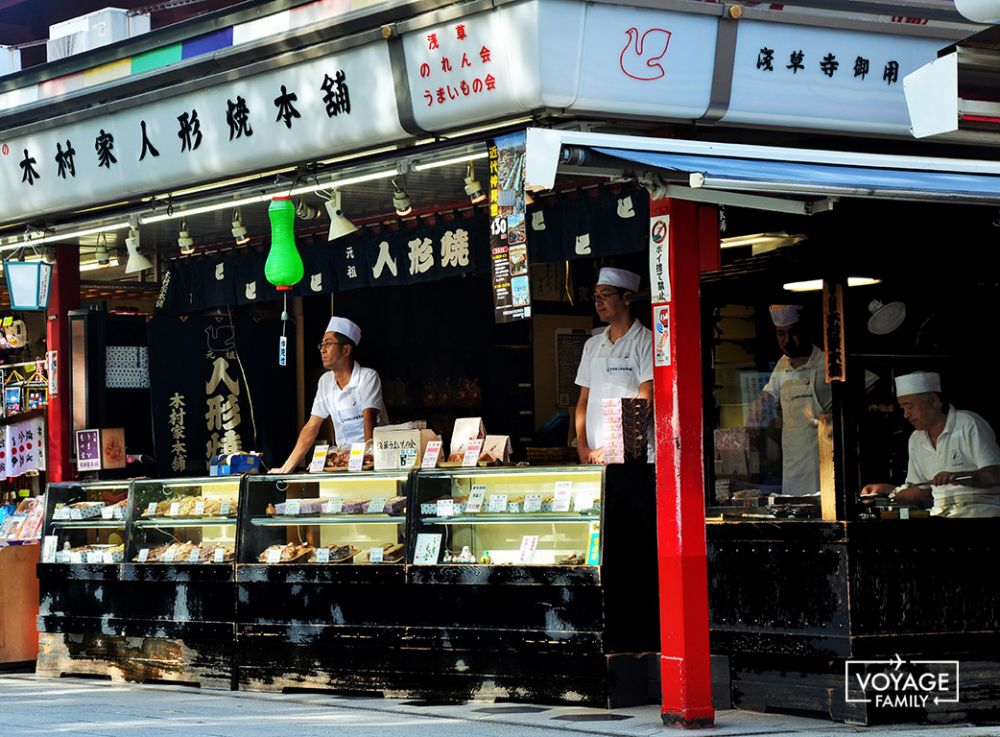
653 197 715 728
45 247 80 482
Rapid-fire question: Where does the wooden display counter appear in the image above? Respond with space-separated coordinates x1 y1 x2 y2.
707 519 1000 724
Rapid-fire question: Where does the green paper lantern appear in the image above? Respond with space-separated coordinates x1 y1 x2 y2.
265 196 304 291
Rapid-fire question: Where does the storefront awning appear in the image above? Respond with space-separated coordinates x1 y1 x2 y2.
527 128 1000 207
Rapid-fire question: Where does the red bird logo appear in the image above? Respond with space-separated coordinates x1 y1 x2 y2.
619 27 672 81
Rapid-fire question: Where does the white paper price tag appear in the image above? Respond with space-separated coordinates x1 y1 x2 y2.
266 548 282 564
436 498 456 518
220 500 231 516
70 552 84 564
486 494 508 513
315 547 331 563
284 499 302 516
324 497 343 514
213 548 226 563
101 506 114 520
465 485 487 513
462 438 484 467
308 444 329 473
366 497 387 514
574 491 596 512
421 440 443 469
137 548 150 563
86 551 103 564
194 500 206 516
164 548 177 562
146 502 158 516
369 546 384 563
523 494 543 513
553 482 573 512
348 443 366 472
188 548 202 563
41 536 58 563
102 552 115 565
517 535 539 564
168 502 181 517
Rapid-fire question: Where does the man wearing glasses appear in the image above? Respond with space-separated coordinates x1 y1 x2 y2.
271 316 387 473
574 267 654 464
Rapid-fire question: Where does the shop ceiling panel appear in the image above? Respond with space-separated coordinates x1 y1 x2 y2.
0 42 407 225
723 20 945 135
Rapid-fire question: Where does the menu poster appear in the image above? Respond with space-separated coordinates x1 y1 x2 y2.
76 429 102 471
413 533 443 565
490 131 531 324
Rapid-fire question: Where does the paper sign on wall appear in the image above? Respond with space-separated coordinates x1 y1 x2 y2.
654 305 671 367
649 214 670 302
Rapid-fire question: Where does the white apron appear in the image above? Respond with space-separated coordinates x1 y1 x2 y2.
332 385 366 445
779 369 824 494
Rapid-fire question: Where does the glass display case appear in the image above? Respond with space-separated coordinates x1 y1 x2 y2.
410 466 604 567
40 480 131 565
241 472 409 565
127 476 241 565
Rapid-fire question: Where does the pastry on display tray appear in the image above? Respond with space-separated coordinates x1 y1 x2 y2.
258 542 314 563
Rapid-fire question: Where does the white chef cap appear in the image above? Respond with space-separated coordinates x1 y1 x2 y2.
597 267 641 293
769 304 803 327
895 371 941 397
326 316 361 346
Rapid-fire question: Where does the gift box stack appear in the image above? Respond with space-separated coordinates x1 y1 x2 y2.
600 398 649 464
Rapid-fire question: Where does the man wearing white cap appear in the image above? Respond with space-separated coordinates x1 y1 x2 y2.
575 267 653 463
747 304 832 494
861 371 1000 517
272 316 388 473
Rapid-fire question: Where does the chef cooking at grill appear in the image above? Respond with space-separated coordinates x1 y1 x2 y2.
271 316 388 474
746 304 832 495
861 371 1000 517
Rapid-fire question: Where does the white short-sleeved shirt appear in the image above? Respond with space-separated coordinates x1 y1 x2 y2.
575 320 654 460
310 363 388 445
906 407 1000 518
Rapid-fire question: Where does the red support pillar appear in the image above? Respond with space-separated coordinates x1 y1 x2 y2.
45 247 80 482
652 197 715 728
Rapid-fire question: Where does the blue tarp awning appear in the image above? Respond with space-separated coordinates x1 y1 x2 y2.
594 147 1000 203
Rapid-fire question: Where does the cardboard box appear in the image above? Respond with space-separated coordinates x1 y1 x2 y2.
373 427 440 470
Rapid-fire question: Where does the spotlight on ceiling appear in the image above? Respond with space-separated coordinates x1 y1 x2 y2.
124 218 153 273
231 208 250 245
296 196 322 221
464 161 486 204
95 233 111 266
324 190 359 242
392 178 412 217
177 220 195 255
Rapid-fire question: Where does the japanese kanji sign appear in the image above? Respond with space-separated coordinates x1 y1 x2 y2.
489 131 531 324
0 416 46 479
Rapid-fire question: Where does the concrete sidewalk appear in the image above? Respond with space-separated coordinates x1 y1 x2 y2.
1 674 998 737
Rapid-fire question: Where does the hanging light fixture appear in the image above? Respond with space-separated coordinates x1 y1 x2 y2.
94 232 111 266
124 217 153 273
392 178 412 217
324 190 359 241
464 161 485 204
177 219 195 254
3 242 53 311
231 209 250 245
296 196 322 221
